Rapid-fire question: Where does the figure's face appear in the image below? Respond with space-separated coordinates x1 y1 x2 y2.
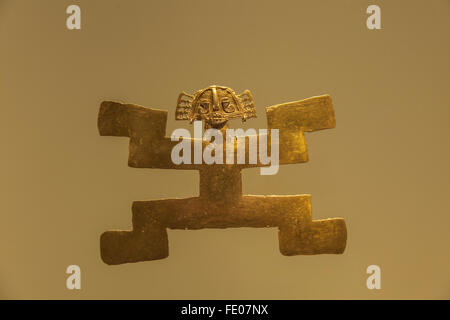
193 87 240 128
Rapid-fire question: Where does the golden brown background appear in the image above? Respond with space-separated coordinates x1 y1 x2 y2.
1 0 449 299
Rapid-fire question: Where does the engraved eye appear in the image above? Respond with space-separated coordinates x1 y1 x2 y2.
222 100 235 113
198 103 209 114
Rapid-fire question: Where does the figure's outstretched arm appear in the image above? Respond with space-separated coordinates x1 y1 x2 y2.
265 94 336 164
98 101 167 138
98 101 201 169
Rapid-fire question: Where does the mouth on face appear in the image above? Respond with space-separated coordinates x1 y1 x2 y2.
207 112 227 125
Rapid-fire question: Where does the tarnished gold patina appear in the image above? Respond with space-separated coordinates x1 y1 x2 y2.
98 85 347 265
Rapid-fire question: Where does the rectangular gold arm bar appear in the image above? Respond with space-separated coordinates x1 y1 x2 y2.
266 94 336 132
98 101 167 138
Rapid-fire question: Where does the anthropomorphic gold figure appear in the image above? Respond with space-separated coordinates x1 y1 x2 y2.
98 85 346 265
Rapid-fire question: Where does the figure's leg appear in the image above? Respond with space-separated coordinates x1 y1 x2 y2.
100 198 196 265
275 196 347 255
100 222 168 265
238 195 346 255
279 218 346 255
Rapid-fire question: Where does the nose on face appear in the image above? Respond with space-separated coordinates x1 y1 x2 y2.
212 101 220 112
